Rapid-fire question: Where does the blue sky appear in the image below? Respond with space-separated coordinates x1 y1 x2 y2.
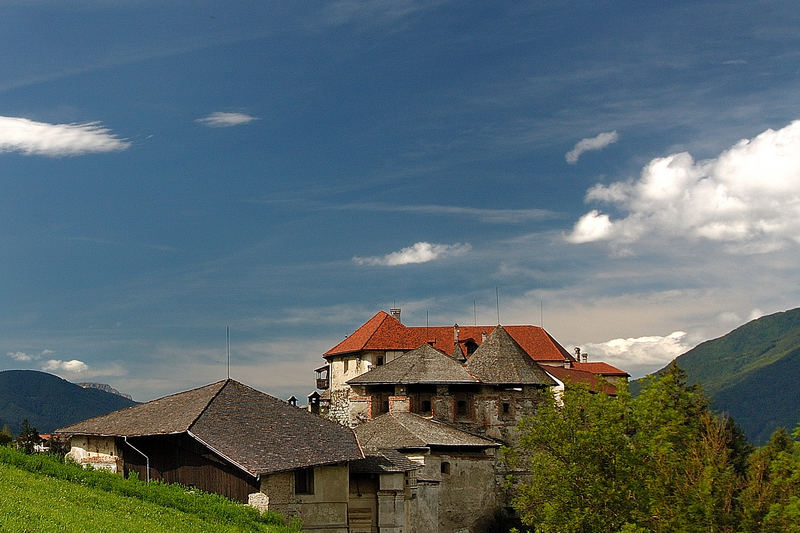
3 1 800 401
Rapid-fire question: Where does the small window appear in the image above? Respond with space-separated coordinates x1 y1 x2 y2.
376 355 384 366
382 400 390 413
295 467 314 495
502 402 510 414
441 461 451 475
343 358 349 373
456 400 468 416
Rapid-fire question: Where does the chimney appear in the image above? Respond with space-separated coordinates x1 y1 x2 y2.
481 331 487 342
454 323 460 343
574 347 581 361
582 352 588 363
390 307 402 323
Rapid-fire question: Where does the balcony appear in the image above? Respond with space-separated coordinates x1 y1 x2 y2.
315 365 330 390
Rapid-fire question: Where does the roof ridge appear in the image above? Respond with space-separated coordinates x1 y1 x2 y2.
363 311 396 350
187 379 229 431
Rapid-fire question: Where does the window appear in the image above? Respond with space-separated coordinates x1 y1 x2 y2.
441 461 451 475
502 402 510 414
343 358 349 373
421 400 432 414
376 355 384 366
456 400 468 417
295 467 314 495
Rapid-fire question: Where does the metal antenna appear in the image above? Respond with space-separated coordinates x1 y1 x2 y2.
495 287 501 325
540 298 544 328
226 325 230 380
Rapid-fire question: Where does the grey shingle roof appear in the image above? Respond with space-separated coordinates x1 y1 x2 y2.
354 412 499 452
465 325 557 385
347 343 478 385
349 449 421 474
57 379 363 476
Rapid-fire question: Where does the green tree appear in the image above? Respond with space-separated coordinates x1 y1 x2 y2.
510 363 749 532
13 419 41 454
0 424 12 446
740 426 800 532
508 382 645 532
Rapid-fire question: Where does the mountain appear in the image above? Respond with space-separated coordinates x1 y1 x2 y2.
77 382 133 400
0 370 137 435
632 308 800 444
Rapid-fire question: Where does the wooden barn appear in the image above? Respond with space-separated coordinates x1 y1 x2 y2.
57 379 364 509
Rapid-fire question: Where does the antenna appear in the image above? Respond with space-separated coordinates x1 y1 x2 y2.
226 325 230 380
495 287 501 325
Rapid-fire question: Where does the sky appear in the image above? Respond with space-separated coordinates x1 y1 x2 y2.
3 1 800 402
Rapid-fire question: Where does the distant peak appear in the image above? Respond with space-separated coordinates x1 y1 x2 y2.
76 382 133 401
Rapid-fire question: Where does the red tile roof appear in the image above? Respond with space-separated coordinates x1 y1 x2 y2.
546 366 618 395
572 361 629 376
325 312 574 363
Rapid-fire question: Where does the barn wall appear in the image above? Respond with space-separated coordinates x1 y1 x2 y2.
121 434 259 502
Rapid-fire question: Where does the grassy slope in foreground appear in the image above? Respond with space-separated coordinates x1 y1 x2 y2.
0 463 254 533
0 447 296 533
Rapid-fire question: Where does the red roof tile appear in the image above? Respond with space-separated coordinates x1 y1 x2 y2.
325 313 574 364
572 361 629 376
546 366 617 395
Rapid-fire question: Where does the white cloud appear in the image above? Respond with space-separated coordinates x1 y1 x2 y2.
7 351 34 362
565 210 613 243
353 241 471 266
7 348 55 362
579 331 690 376
195 112 258 128
342 203 557 224
0 116 129 156
568 120 800 251
41 359 89 375
566 130 618 164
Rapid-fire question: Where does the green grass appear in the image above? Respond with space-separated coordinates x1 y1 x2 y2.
0 447 299 532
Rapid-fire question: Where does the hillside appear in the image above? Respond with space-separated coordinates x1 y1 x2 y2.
0 370 137 435
0 447 294 532
632 308 800 444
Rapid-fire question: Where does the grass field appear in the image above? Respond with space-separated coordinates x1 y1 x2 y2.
0 448 299 532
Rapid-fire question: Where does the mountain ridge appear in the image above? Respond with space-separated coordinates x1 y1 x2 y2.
632 308 800 444
0 370 137 435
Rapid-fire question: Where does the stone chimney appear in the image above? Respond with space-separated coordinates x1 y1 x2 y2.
390 307 402 323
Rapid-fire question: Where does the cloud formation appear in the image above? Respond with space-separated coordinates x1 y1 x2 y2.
353 241 471 266
0 116 130 156
579 331 690 376
195 112 258 128
568 120 800 251
343 203 556 224
566 130 618 164
41 359 89 374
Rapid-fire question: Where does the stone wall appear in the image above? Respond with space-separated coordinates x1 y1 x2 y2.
259 464 350 533
67 435 122 473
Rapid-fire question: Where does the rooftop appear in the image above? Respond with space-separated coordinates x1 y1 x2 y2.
57 379 363 476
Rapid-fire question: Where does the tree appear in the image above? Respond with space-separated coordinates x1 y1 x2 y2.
14 419 41 454
740 426 800 532
509 363 749 532
508 382 645 532
0 424 12 446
